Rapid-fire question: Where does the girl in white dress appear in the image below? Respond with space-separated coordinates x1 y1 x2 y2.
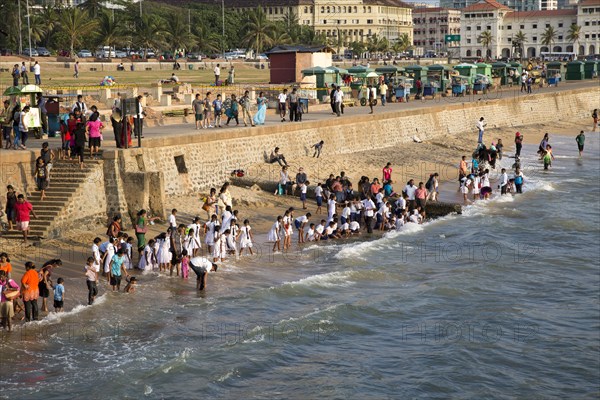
138 239 156 271
204 215 218 252
239 219 254 256
157 230 172 273
267 216 283 252
472 174 481 200
187 217 203 256
213 228 228 262
227 220 239 256
183 229 199 258
282 209 293 251
102 238 118 283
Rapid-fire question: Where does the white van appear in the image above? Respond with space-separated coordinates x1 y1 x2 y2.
95 46 116 58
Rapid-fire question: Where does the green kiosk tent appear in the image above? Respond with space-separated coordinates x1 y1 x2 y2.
565 60 585 80
404 65 429 93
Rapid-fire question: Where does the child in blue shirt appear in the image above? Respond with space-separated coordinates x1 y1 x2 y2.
53 277 65 312
213 94 223 128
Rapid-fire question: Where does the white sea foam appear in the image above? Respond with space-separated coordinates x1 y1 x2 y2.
279 271 354 289
23 294 108 327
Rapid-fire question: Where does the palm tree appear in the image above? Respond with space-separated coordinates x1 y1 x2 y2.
31 5 58 48
241 7 274 55
166 14 197 52
393 33 411 53
135 14 167 58
80 0 105 19
567 24 581 54
348 41 366 59
541 26 557 50
329 29 346 55
192 23 220 54
96 11 126 52
366 34 380 56
59 7 99 56
272 23 293 46
513 30 526 60
282 9 301 44
479 30 493 58
298 27 327 46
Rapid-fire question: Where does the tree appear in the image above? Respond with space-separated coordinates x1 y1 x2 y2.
59 7 99 55
329 29 346 55
241 7 274 55
392 33 411 53
567 24 581 54
479 30 493 58
541 26 557 49
96 11 126 51
191 22 220 54
348 40 366 59
166 13 197 52
298 27 327 46
134 14 167 58
79 0 105 19
271 22 293 46
282 9 301 44
513 30 526 60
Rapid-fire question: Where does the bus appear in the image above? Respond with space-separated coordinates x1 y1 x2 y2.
540 51 576 61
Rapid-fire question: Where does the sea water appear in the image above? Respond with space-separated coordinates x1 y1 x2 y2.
1 135 598 399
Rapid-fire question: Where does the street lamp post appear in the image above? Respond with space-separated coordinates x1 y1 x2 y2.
222 0 225 59
25 0 32 58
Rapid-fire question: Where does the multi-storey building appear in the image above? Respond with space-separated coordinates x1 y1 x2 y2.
210 0 414 46
459 0 599 58
578 0 600 55
440 0 557 10
412 7 461 51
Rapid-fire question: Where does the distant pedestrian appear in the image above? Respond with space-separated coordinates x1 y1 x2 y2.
73 61 79 78
514 132 523 158
225 94 239 126
368 84 376 114
33 61 41 85
278 89 288 122
380 81 388 106
20 62 29 84
476 117 486 143
133 95 145 138
239 90 254 127
11 64 20 86
214 64 220 85
227 66 234 84
288 88 299 122
311 140 324 158
84 256 98 305
52 277 65 312
334 86 344 117
576 130 585 157
192 93 204 130
592 109 598 131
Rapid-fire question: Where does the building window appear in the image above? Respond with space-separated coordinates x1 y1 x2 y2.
269 7 272 14
321 6 324 13
532 36 537 42
274 8 278 14
466 26 472 31
487 25 491 30
585 34 590 38
367 19 373 24
545 24 550 28
558 35 563 40
532 24 537 28
558 23 563 27
585 21 590 26
507 25 512 30
520 24 524 29
476 26 481 30
354 6 357 12
467 39 471 43
304 6 308 13
508 37 512 42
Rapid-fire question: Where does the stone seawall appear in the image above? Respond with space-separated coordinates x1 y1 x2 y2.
125 86 599 197
0 86 598 235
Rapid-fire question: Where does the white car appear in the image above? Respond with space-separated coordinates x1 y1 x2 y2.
115 50 127 58
77 49 93 58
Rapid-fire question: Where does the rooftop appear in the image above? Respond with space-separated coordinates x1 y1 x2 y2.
463 0 512 12
579 0 600 6
505 9 578 18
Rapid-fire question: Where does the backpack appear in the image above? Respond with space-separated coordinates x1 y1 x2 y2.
425 177 433 191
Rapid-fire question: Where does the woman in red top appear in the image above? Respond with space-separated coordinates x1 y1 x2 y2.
415 182 429 210
382 163 392 182
20 261 40 322
370 178 381 197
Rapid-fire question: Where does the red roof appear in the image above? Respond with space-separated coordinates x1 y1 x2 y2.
463 0 511 12
505 9 578 18
579 0 600 6
413 7 460 13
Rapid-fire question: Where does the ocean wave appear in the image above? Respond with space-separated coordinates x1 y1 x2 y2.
276 271 354 289
22 294 108 328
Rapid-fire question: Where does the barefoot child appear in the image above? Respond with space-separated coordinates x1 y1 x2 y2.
315 183 323 214
124 276 137 293
300 180 309 210
294 213 311 243
84 257 98 305
52 278 65 312
267 216 283 252
188 257 218 291
239 219 254 256
181 249 190 279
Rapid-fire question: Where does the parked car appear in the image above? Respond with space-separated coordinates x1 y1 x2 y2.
36 47 51 57
257 53 268 60
22 48 39 57
115 50 127 58
0 49 13 56
77 49 93 58
186 52 202 61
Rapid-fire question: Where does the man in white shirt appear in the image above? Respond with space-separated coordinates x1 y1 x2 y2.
499 168 509 195
403 179 418 209
168 208 177 229
133 95 144 138
278 89 288 122
71 95 88 114
188 257 218 290
362 195 376 233
33 61 41 85
214 64 220 86
334 87 344 117
380 82 388 106
476 117 486 143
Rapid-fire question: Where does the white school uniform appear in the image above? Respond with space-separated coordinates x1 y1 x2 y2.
239 226 253 248
103 244 116 273
138 244 155 271
91 243 101 272
283 215 292 237
349 221 360 232
187 223 202 251
267 221 281 242
315 185 323 198
472 176 481 195
168 214 177 229
221 210 232 233
327 199 336 223
306 228 316 241
204 221 216 246
342 206 351 220
315 224 325 236
213 234 227 259
157 238 172 264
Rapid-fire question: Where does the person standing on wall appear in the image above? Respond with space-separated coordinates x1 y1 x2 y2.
214 63 220 86
334 86 344 117
33 61 41 85
476 117 486 144
20 62 29 85
288 88 299 122
133 95 145 138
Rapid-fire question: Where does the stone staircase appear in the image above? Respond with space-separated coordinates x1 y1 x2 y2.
1 155 103 241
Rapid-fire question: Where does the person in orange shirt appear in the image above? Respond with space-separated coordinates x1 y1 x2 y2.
0 252 11 279
459 155 468 181
20 261 40 322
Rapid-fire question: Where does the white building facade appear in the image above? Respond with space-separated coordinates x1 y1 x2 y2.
460 0 598 59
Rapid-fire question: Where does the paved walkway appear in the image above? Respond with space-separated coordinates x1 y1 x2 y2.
3 80 598 152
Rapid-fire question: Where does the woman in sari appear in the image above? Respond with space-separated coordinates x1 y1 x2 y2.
252 91 267 126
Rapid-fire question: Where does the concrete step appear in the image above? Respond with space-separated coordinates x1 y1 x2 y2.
28 200 68 207
27 194 71 202
27 206 63 213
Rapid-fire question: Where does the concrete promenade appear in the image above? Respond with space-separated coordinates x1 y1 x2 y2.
3 79 598 152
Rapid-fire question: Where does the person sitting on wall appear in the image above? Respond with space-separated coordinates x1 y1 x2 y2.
268 147 288 167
